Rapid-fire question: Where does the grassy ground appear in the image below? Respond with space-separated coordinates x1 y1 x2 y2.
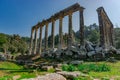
0 61 48 80
0 61 120 80
88 61 120 79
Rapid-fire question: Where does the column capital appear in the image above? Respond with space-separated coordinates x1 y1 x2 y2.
68 10 73 16
45 21 49 26
59 13 64 19
31 28 34 33
79 7 85 12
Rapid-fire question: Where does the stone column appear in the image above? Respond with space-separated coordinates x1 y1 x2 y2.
79 8 85 46
38 27 42 54
51 20 55 49
45 23 48 50
68 12 73 47
29 28 34 55
33 28 38 54
110 24 114 46
59 16 63 49
97 9 105 47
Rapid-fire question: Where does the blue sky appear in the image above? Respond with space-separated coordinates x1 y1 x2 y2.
0 0 120 37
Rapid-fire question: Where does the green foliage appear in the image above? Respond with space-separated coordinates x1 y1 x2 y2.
17 73 36 80
62 63 110 72
88 30 100 44
77 64 110 72
75 23 100 44
0 61 23 70
48 68 55 73
0 76 12 80
62 64 76 72
0 33 29 54
62 65 69 71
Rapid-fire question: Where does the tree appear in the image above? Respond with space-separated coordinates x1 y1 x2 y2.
0 33 8 54
88 30 100 44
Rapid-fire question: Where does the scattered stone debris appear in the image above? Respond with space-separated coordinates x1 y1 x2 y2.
41 66 53 71
22 73 66 80
39 40 118 61
106 57 117 63
69 60 84 65
57 71 87 79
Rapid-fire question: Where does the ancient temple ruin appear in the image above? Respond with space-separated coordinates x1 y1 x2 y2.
29 3 85 55
29 3 114 55
97 7 114 49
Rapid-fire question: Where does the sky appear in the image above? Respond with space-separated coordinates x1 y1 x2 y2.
0 0 120 37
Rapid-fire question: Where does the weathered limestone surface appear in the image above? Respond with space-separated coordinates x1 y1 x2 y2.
29 28 34 55
23 73 66 80
33 27 38 54
51 19 55 49
38 27 42 54
45 22 49 50
59 16 63 49
80 7 85 46
68 11 73 47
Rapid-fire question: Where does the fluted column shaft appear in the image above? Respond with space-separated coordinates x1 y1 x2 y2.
68 12 73 47
51 20 55 49
29 29 34 55
33 28 38 54
45 23 48 50
59 17 63 49
80 9 84 46
38 27 42 54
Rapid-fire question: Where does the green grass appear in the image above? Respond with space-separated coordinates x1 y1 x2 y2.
0 61 23 70
0 61 54 80
62 63 110 72
0 61 120 80
62 61 120 79
88 62 120 78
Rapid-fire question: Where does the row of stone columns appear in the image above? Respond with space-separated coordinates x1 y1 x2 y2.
29 9 84 55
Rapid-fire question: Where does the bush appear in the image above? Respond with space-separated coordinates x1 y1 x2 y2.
62 65 69 71
95 64 110 72
77 64 110 72
62 63 110 72
68 65 76 71
62 64 76 72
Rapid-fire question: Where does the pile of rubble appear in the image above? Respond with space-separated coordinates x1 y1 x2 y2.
41 41 120 60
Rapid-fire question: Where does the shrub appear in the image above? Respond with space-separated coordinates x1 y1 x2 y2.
67 65 76 71
62 64 76 72
62 63 110 72
94 64 110 72
62 65 69 71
